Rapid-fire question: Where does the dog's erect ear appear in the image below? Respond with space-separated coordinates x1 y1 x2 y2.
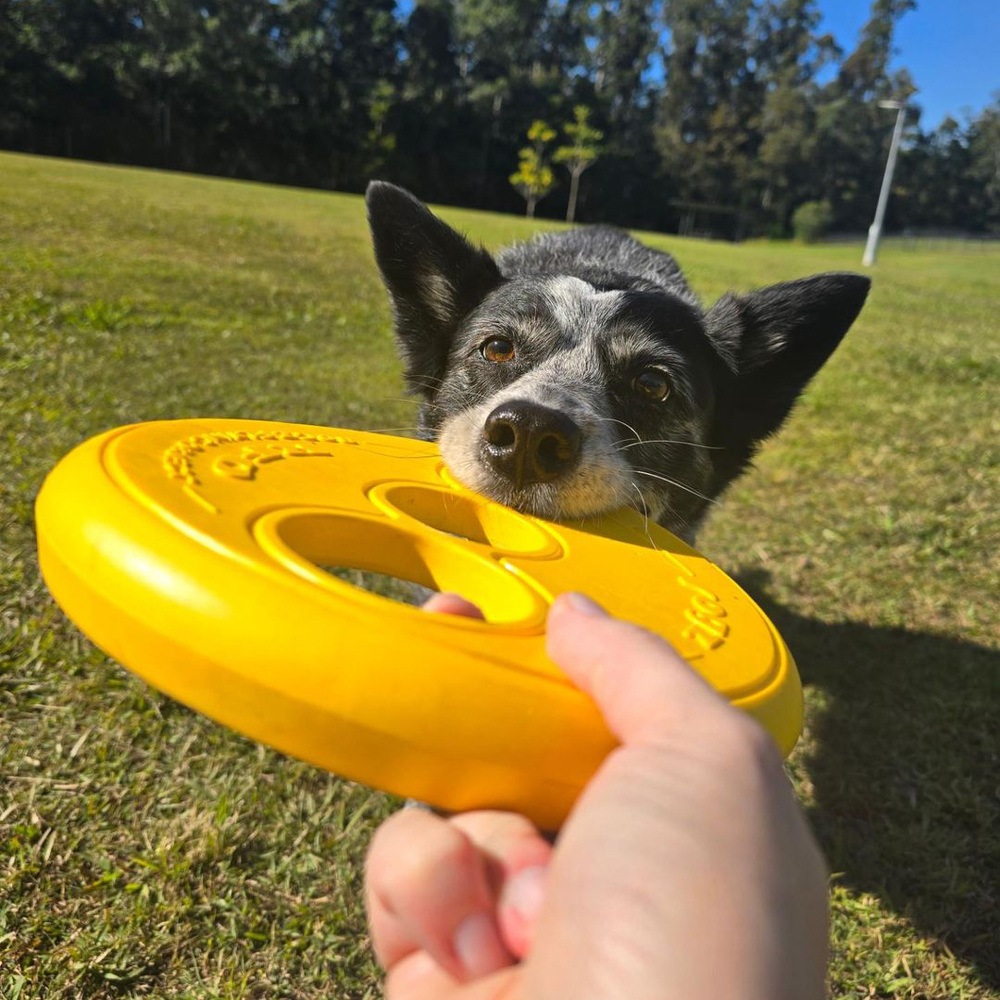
707 271 870 455
366 181 502 396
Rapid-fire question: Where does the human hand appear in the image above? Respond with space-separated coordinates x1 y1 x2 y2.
365 592 828 1000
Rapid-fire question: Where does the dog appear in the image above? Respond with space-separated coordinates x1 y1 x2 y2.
365 181 869 542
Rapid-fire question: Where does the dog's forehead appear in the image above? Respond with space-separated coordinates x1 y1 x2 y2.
519 276 639 356
475 275 623 342
541 275 624 331
540 277 705 363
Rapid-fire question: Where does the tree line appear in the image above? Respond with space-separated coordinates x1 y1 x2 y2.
2 0 998 238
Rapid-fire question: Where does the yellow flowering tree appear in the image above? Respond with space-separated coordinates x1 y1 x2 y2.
509 120 557 218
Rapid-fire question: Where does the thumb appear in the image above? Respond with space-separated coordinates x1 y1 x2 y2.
545 592 732 747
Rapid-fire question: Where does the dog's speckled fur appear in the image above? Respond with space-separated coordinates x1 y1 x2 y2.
367 182 870 541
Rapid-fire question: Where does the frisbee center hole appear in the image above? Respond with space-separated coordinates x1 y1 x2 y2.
375 484 555 555
268 511 542 625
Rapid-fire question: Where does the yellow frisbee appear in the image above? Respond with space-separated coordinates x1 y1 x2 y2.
35 419 801 829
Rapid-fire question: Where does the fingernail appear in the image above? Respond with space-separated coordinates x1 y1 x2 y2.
453 912 510 978
500 865 547 924
561 592 607 617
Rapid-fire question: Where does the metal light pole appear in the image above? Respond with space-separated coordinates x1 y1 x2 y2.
863 100 907 267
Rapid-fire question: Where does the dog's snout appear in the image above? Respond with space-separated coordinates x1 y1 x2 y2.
482 400 582 488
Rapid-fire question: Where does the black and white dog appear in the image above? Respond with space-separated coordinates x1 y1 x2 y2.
366 181 869 542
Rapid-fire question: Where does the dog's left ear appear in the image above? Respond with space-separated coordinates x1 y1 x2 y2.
366 181 502 397
707 272 870 453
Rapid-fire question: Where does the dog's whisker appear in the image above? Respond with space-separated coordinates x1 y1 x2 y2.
629 481 668 556
630 481 651 533
616 438 724 452
631 468 720 505
593 415 642 443
352 447 441 461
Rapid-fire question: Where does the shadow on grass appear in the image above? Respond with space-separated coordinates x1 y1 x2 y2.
738 571 1000 987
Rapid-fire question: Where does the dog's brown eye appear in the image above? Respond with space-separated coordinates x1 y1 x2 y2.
481 337 515 363
632 368 671 402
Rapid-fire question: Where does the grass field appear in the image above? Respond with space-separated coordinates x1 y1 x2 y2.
2 150 998 999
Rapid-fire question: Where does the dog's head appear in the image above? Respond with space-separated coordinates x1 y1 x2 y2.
366 182 869 538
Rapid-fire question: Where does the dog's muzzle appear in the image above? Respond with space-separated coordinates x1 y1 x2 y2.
481 399 582 489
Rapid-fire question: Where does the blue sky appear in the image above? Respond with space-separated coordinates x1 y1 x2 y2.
818 0 999 128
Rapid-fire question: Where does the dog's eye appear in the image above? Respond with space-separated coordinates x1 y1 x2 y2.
481 337 515 363
632 368 671 402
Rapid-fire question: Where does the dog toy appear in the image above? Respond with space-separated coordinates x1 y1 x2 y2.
35 419 801 829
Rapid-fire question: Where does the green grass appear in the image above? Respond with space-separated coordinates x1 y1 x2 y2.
2 150 998 998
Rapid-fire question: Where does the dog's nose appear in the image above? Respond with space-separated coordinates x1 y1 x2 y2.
482 400 582 487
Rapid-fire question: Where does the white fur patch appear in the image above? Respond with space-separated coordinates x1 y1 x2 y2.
418 270 456 325
543 276 624 339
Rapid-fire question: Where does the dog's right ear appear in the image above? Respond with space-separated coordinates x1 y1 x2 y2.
366 181 502 397
704 272 869 490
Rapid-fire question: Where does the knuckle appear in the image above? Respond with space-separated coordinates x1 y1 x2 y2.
392 823 475 898
367 811 473 902
366 808 417 865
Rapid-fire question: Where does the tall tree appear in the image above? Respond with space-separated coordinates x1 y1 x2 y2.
451 0 566 209
811 0 917 231
656 0 761 212
393 0 471 199
554 105 605 222
590 0 658 126
837 0 916 99
0 0 147 161
968 95 1000 230
325 0 400 186
753 0 837 86
753 0 838 231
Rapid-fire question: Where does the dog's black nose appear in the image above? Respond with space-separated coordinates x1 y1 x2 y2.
482 400 582 488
